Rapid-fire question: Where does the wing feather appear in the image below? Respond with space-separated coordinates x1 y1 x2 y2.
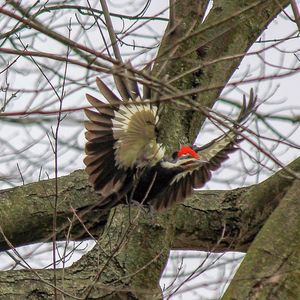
142 65 152 100
113 68 131 100
150 141 235 210
84 91 128 198
86 94 115 117
126 62 141 99
96 77 121 105
150 91 256 210
84 71 164 199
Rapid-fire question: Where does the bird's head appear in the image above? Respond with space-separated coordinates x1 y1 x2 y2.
162 146 207 170
177 145 200 159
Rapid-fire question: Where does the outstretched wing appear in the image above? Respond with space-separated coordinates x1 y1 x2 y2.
84 66 165 198
150 90 257 210
150 134 238 210
84 78 126 197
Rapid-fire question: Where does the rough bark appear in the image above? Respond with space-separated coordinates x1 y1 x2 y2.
0 170 95 251
222 180 300 300
0 158 299 299
154 0 289 150
1 157 299 253
0 207 169 300
173 157 300 252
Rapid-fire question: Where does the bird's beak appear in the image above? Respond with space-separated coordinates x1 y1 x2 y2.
181 159 208 170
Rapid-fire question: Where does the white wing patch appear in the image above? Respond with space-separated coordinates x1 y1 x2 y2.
199 132 236 161
112 97 164 168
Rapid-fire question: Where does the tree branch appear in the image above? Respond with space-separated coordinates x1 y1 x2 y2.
0 157 299 299
222 178 300 299
1 157 299 253
153 0 290 150
173 156 300 252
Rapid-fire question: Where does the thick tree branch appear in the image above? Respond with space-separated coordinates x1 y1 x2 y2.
173 156 300 252
0 170 95 251
222 179 300 299
0 204 171 299
1 157 299 253
0 157 299 299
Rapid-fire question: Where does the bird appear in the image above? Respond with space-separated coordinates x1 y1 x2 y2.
83 67 256 212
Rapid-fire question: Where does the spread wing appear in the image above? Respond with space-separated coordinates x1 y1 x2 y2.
150 133 238 210
84 66 165 198
150 90 257 210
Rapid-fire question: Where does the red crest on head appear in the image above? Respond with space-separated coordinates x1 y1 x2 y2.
177 146 200 159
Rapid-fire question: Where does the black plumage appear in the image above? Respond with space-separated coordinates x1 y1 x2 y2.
84 67 256 211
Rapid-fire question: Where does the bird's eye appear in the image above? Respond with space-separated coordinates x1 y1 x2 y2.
172 151 178 159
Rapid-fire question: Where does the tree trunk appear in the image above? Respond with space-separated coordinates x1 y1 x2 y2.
222 180 300 300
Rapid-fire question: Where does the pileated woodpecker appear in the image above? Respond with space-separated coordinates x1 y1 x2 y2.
84 69 255 211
